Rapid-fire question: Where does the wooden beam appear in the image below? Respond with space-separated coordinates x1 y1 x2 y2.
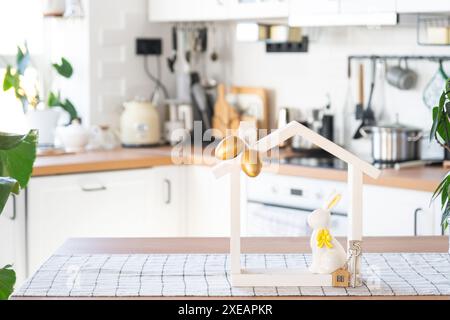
232 269 332 287
230 166 241 274
347 164 363 287
347 165 363 241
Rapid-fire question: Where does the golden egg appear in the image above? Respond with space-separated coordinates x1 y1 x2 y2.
215 135 244 160
241 148 262 178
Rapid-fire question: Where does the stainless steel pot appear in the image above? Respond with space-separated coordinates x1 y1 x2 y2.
360 123 423 163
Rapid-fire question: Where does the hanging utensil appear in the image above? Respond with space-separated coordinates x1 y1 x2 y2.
423 60 448 109
355 63 364 120
210 24 219 62
167 26 177 73
192 82 212 130
353 59 377 139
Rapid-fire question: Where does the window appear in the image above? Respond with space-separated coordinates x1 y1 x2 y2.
0 0 43 133
0 0 44 54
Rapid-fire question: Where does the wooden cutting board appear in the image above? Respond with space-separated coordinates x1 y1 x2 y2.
212 84 240 138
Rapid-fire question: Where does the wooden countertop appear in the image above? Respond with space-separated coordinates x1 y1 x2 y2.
32 146 448 192
18 236 449 300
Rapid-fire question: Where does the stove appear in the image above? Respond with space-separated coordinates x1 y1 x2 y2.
279 155 347 170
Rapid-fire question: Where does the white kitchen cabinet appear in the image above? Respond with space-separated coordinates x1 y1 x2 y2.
243 172 441 237
148 0 287 22
200 0 232 21
363 186 437 236
0 194 26 285
340 0 396 14
27 168 186 273
289 0 397 26
396 0 450 13
290 0 339 16
185 165 230 236
229 0 289 20
148 0 204 22
0 198 16 269
148 0 230 22
150 166 187 236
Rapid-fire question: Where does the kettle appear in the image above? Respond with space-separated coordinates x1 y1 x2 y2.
120 99 161 147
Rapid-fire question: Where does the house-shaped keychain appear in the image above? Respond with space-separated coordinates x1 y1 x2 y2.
212 121 381 287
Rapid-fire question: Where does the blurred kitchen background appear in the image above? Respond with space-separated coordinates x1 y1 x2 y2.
1 0 450 285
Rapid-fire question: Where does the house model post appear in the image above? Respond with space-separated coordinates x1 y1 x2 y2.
212 121 381 287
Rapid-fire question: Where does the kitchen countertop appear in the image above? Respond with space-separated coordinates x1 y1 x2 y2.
32 146 448 192
15 236 450 300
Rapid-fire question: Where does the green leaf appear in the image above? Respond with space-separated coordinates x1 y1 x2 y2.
432 175 446 201
47 91 62 107
61 98 78 122
52 57 73 78
446 79 450 100
441 201 450 230
16 44 30 75
2 66 20 92
430 104 450 142
0 265 16 300
442 178 450 209
0 132 28 150
47 92 78 122
0 178 18 214
0 130 38 190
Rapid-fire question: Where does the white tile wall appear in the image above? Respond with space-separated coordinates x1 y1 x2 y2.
48 1 450 156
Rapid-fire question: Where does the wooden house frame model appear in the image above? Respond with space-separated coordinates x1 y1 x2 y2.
212 121 381 287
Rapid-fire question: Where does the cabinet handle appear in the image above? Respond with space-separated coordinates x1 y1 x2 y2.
414 208 423 236
81 185 107 192
164 179 171 204
9 194 16 221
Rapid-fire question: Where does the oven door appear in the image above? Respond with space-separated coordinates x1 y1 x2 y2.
245 201 347 237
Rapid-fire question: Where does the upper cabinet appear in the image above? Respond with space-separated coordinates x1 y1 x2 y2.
340 0 396 14
229 0 289 20
149 0 450 24
148 0 204 22
148 0 289 22
396 0 450 13
289 0 398 26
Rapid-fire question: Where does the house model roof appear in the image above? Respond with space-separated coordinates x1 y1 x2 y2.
212 121 381 179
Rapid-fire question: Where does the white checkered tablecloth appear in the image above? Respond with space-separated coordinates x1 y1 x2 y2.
13 253 450 297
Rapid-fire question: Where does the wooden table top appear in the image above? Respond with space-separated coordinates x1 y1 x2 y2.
32 147 448 192
14 236 439 300
56 236 449 255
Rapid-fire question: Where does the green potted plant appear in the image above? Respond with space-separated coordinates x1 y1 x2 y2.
430 78 450 250
0 130 37 299
3 43 79 147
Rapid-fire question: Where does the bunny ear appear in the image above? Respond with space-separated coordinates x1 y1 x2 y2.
326 194 342 210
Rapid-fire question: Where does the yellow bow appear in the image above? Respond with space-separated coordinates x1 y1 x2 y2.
317 228 333 249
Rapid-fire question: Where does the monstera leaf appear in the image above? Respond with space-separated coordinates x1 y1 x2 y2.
0 265 16 300
0 130 38 188
0 178 18 214
0 130 37 299
0 130 38 216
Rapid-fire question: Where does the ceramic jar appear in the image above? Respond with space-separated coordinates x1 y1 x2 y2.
57 119 89 152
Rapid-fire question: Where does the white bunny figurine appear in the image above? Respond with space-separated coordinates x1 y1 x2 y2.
307 194 347 274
